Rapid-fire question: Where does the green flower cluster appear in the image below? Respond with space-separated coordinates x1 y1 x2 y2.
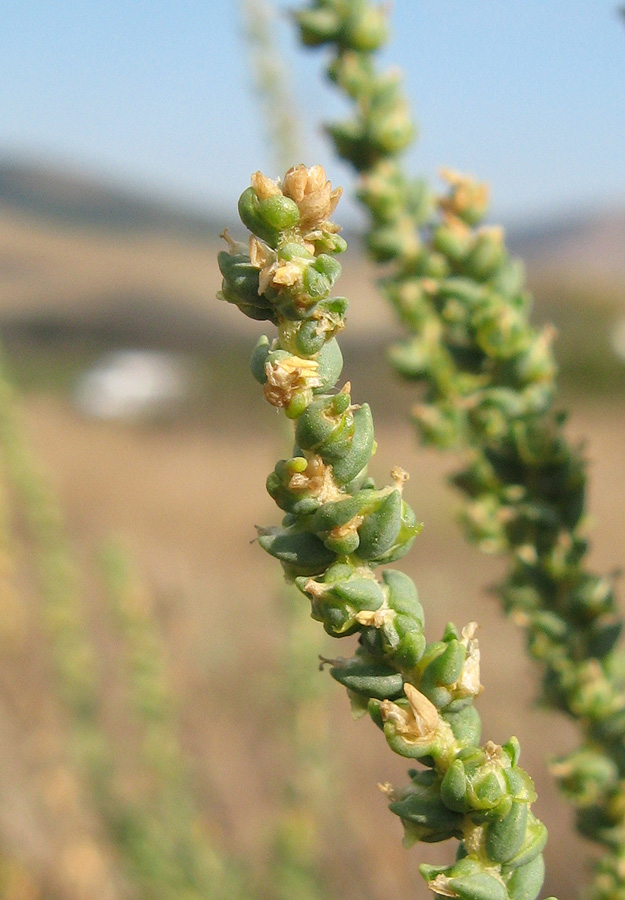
292 3 625 895
218 165 555 900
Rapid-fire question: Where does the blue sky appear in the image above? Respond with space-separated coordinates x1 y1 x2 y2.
1 1 624 225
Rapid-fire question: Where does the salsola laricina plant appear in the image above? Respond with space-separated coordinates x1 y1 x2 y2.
290 3 625 896
218 162 557 900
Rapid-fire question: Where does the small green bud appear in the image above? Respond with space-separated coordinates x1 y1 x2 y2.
443 705 482 747
327 119 378 171
474 302 530 360
551 748 619 806
357 162 403 219
343 5 389 52
250 335 271 383
510 326 557 386
267 457 322 516
356 489 403 560
472 770 506 810
370 106 415 156
295 7 341 45
315 339 344 391
324 529 361 555
442 872 508 900
217 250 259 302
389 335 431 380
357 569 426 668
280 318 326 356
468 390 523 441
503 854 545 900
359 607 427 671
503 766 536 804
502 736 522 767
437 172 489 227
257 194 300 230
278 241 315 262
303 264 331 302
295 393 355 453
502 817 547 869
238 186 281 246
388 628 427 670
570 574 615 620
331 390 352 415
421 859 508 900
218 251 277 323
383 569 424 625
422 250 451 278
314 230 348 254
380 685 452 761
424 639 466 687
309 496 361 533
296 564 385 636
464 229 506 280
279 296 348 353
413 401 466 450
389 769 463 844
433 221 473 262
367 219 421 263
328 50 377 98
258 525 336 576
285 390 311 419
330 656 404 701
440 759 469 813
329 404 376 485
314 253 342 282
485 800 529 863
367 697 385 730
333 575 385 610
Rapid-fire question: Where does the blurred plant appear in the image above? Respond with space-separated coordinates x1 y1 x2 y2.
0 353 121 899
261 587 337 900
241 7 346 898
99 541 245 900
0 853 53 900
291 2 625 896
0 352 244 900
241 0 302 174
218 162 556 900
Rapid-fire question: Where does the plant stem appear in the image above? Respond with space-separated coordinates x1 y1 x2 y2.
290 3 625 894
218 163 556 900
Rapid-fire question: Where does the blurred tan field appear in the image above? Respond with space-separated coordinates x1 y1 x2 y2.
1 168 624 900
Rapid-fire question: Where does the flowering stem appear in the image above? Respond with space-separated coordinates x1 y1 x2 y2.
218 163 556 900
290 4 625 895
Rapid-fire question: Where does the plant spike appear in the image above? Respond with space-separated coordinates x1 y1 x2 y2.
0 350 244 900
240 13 341 896
240 0 302 175
218 163 556 900
291 5 625 897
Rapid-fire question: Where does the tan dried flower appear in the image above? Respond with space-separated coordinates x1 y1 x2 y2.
250 234 308 293
380 683 440 744
439 167 490 222
456 621 483 699
283 164 343 230
263 355 321 408
251 170 282 200
428 874 461 898
288 455 344 503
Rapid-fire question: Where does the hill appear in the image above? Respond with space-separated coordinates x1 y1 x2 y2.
509 206 625 283
0 157 220 237
0 159 623 376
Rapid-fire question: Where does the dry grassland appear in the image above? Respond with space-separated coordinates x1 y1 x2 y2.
1 204 624 900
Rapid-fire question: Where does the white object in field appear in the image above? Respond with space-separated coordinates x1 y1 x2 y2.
73 350 191 421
